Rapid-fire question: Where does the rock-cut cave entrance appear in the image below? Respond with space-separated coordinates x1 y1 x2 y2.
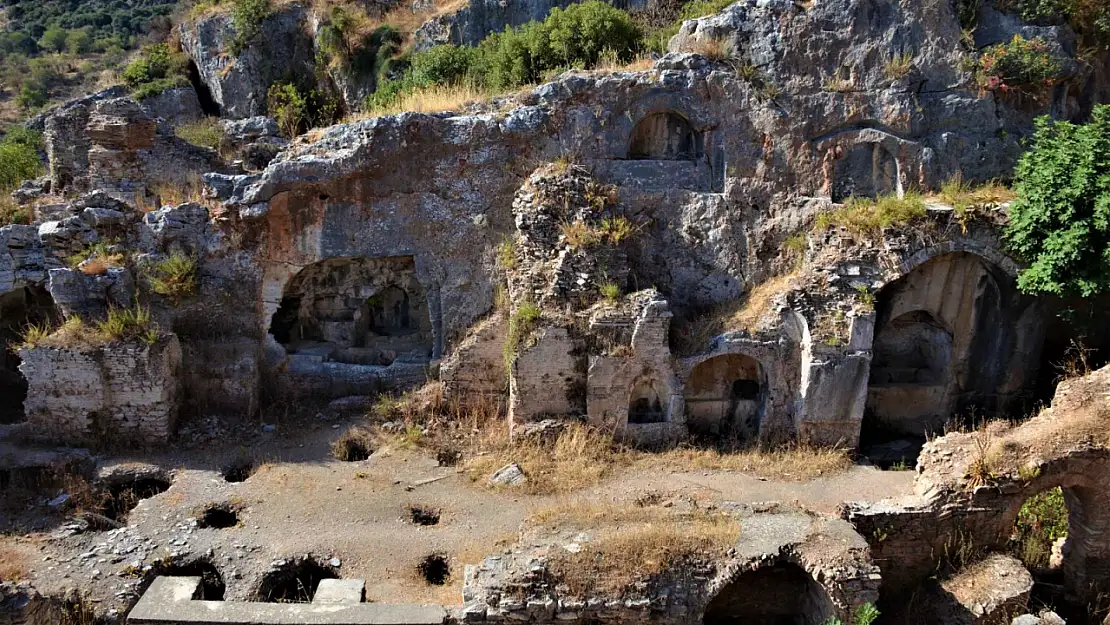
185 60 221 117
684 353 764 444
0 286 57 424
702 562 835 625
268 256 433 366
862 252 1023 467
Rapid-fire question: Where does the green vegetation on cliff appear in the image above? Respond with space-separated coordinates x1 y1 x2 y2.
1005 105 1110 298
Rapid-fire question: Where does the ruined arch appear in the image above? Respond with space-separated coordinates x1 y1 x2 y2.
0 286 57 424
266 256 432 366
865 251 1023 437
702 562 836 625
685 353 764 442
628 112 702 160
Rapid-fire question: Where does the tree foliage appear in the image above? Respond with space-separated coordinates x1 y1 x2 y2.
0 127 43 192
230 0 272 55
1005 106 1110 297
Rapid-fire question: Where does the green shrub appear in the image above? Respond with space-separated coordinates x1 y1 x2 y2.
1004 106 1110 297
1011 486 1068 569
266 81 338 137
977 35 1064 94
599 282 621 301
15 86 47 110
230 0 272 55
0 127 43 191
410 44 478 86
131 76 190 100
65 28 93 54
999 0 1109 45
123 43 189 99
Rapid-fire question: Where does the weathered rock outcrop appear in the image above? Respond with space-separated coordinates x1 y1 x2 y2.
179 4 317 119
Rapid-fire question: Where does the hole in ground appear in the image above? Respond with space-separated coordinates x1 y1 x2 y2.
222 457 256 483
102 478 171 522
256 557 338 603
408 505 440 526
196 504 239 529
418 554 450 585
145 560 226 600
331 428 374 462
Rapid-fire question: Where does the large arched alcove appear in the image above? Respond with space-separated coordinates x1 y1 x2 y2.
628 112 702 160
685 353 764 443
831 143 899 202
267 256 432 366
702 562 836 625
864 252 1013 439
0 286 57 424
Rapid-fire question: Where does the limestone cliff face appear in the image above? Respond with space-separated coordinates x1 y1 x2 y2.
178 3 317 119
412 0 648 50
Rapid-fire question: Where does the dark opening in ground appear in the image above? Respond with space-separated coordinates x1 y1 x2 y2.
701 562 834 625
102 478 171 521
332 428 374 461
418 554 450 585
256 558 339 603
408 505 440 526
147 560 226 600
222 457 256 483
197 504 239 529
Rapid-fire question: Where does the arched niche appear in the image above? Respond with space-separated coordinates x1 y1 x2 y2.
702 562 836 625
628 112 703 161
0 286 57 424
266 256 432 366
685 353 764 442
831 143 899 202
865 252 1009 437
628 375 666 424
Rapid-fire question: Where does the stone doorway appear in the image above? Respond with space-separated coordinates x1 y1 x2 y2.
831 143 899 202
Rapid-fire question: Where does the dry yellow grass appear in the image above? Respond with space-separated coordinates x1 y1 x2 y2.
358 83 493 119
640 443 853 481
0 543 33 582
532 501 740 595
592 54 655 73
671 272 798 355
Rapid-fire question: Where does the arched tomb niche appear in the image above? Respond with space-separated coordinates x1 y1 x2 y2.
628 375 666 424
628 112 703 161
685 353 764 443
831 143 900 202
267 256 432 366
702 562 836 625
865 252 1010 437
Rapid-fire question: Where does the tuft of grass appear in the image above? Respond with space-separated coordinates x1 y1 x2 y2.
147 252 198 302
0 543 32 583
535 501 740 595
496 235 517 270
503 301 542 373
687 38 728 61
97 305 160 345
935 176 1015 218
148 174 210 206
814 193 927 236
854 284 875 310
884 52 914 79
68 242 126 275
599 282 621 302
20 322 53 348
781 232 807 256
0 197 29 226
175 117 224 150
965 428 999 488
561 216 635 249
823 76 855 92
670 272 798 355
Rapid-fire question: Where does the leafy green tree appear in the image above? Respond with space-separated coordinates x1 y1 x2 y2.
15 85 46 110
1005 105 1110 297
0 127 43 188
37 25 68 52
65 28 93 54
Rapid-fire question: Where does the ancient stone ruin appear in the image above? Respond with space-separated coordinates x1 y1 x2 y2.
2 0 1110 623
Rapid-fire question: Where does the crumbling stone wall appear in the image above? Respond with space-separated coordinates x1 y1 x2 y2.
18 335 183 446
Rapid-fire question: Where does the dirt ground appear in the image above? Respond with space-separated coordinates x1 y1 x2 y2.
0 411 915 616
